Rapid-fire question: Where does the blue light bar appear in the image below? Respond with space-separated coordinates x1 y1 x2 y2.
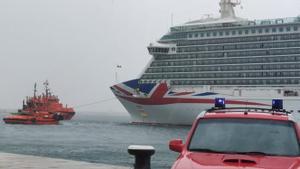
272 99 283 110
215 98 225 108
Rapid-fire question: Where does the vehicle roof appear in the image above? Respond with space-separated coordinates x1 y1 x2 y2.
198 108 291 121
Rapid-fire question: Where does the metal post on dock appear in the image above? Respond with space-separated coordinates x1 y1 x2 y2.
128 145 155 169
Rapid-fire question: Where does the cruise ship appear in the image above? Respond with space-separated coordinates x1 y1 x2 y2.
111 0 300 125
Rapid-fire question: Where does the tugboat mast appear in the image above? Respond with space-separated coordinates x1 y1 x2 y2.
44 80 50 97
219 0 241 18
33 83 37 98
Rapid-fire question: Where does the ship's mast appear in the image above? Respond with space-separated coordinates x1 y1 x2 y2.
44 80 50 97
219 0 241 18
33 83 37 98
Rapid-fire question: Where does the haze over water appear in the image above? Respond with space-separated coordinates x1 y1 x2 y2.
0 0 299 113
1 0 300 168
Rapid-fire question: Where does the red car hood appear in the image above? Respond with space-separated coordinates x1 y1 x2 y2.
173 152 300 169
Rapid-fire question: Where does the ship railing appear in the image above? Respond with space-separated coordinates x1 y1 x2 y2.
169 17 299 33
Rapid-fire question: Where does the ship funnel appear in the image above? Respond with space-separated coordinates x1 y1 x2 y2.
219 0 241 18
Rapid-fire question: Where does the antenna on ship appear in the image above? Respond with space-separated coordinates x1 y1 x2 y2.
171 13 174 27
115 65 122 83
44 80 50 97
219 0 241 18
34 83 37 98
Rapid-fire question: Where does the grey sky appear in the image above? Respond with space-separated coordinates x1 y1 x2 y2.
0 0 299 113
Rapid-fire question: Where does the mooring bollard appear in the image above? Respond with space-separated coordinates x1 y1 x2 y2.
128 145 155 169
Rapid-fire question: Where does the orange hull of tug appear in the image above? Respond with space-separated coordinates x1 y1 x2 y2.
3 112 59 125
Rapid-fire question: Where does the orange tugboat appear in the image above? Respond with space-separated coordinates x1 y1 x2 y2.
3 81 75 125
3 111 60 125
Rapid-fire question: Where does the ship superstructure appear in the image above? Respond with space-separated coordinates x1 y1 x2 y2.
22 81 75 120
111 0 300 125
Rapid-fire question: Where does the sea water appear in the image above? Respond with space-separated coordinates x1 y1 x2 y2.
0 111 190 169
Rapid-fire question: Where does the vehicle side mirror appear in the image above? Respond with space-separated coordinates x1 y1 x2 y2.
169 139 184 153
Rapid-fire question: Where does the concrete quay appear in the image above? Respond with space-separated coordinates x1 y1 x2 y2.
0 152 128 169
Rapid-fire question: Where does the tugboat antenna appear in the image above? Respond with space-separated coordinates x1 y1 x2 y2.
34 83 37 98
44 80 50 97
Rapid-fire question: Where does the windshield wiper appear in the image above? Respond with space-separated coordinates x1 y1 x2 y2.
236 151 270 156
189 148 240 154
189 148 224 153
190 149 272 156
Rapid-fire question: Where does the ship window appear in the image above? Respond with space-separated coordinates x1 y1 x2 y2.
213 32 217 36
251 29 256 33
225 31 230 35
189 34 193 38
294 26 298 31
219 31 223 36
279 27 284 32
207 32 211 37
286 27 291 32
232 30 236 35
238 30 243 35
245 30 249 34
194 33 198 37
272 27 277 32
265 28 270 33
200 33 204 37
258 29 263 34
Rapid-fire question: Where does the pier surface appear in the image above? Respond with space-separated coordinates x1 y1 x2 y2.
0 152 128 169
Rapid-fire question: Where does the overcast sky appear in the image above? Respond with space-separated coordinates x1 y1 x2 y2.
0 0 299 114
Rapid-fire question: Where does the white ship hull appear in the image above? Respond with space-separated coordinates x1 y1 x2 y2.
117 97 210 125
111 79 300 125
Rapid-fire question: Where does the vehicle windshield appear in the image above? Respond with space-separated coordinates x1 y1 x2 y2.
189 118 300 156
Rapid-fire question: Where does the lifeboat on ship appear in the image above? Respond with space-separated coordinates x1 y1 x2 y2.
3 111 61 125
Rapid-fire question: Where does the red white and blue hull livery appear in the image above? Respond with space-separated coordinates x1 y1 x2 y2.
110 79 300 125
